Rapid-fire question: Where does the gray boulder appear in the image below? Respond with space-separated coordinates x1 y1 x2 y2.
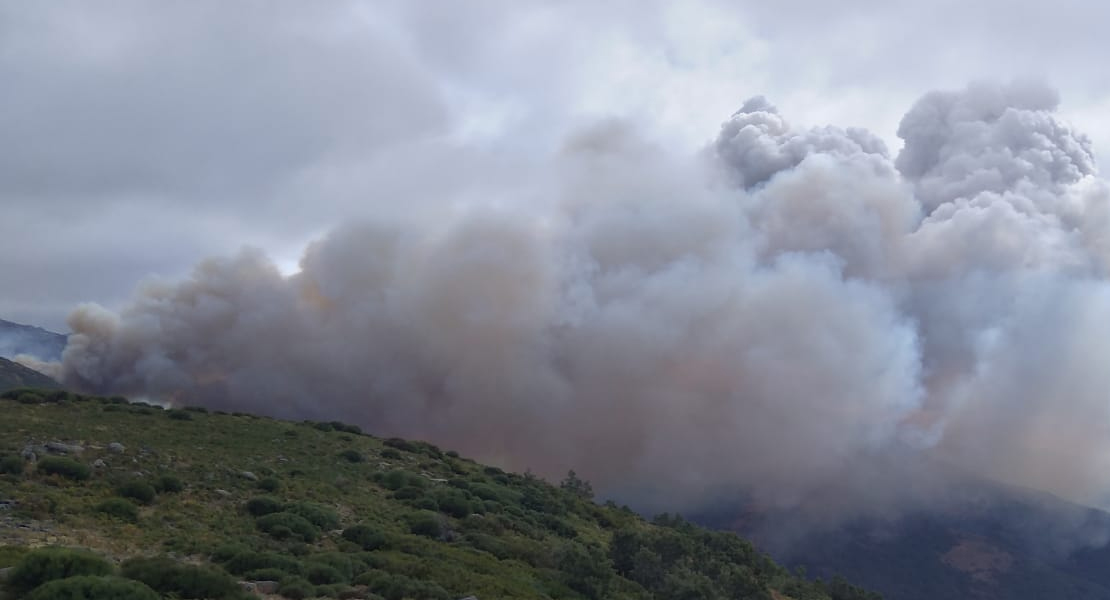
108 442 126 454
45 441 84 455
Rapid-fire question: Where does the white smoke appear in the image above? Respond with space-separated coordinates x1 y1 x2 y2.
58 81 1110 523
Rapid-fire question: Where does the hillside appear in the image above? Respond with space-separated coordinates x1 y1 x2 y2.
0 358 60 393
0 319 66 361
695 487 1110 600
0 388 879 600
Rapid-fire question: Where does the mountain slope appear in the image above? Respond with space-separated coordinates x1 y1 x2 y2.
0 319 66 361
694 486 1110 600
0 358 61 392
0 389 879 600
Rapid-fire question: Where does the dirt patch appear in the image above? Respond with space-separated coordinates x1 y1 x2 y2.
941 537 1014 583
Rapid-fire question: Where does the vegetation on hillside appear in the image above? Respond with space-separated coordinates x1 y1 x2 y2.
0 387 880 600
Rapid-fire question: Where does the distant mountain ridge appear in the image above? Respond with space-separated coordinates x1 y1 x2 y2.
0 318 66 361
693 483 1110 600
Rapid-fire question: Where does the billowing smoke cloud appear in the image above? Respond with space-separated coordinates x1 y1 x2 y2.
58 81 1110 529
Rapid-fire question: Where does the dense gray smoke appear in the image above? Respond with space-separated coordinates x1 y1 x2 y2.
57 82 1110 525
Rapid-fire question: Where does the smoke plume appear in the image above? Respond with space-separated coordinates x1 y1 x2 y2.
58 82 1110 527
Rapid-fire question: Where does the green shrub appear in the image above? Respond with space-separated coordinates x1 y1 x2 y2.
407 511 444 539
432 488 477 518
241 567 289 582
305 563 344 585
277 577 315 600
209 543 250 564
0 545 28 568
36 457 90 481
0 454 23 475
244 496 284 516
117 480 156 505
303 553 357 582
330 421 363 434
167 409 193 420
392 486 425 501
342 524 388 550
313 422 335 432
220 551 303 576
380 448 402 460
445 450 460 458
183 405 208 413
338 449 364 463
27 575 160 600
256 477 281 492
95 498 139 522
7 548 114 594
383 438 417 452
17 392 44 404
153 474 184 493
379 470 425 491
316 583 347 598
256 511 319 542
121 556 240 599
1 387 39 400
364 572 450 600
286 501 340 529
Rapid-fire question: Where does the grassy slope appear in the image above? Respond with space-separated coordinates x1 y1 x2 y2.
0 389 879 600
0 358 60 393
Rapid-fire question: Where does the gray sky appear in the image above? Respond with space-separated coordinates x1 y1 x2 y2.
4 0 1110 331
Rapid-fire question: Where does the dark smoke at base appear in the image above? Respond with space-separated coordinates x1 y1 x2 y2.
54 82 1110 544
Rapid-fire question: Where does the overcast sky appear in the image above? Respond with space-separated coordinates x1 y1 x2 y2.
4 0 1110 331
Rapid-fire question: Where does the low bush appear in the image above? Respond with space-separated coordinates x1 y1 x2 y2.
383 438 417 453
6 548 114 594
277 577 315 600
379 470 425 491
167 410 193 420
116 480 156 505
244 496 284 516
27 575 160 600
305 563 345 585
286 501 340 530
303 553 358 582
95 498 139 522
342 524 388 550
392 486 425 501
407 511 444 539
432 488 478 518
364 572 450 600
338 449 364 463
380 448 402 460
256 477 281 492
152 474 184 493
0 454 23 475
256 511 319 542
240 567 289 582
120 556 241 599
220 551 303 576
209 543 250 564
330 421 363 435
36 457 90 481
